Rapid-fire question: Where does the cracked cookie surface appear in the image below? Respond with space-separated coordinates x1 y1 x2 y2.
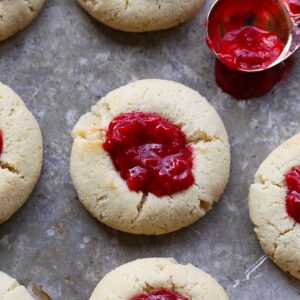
0 0 45 41
89 258 228 300
0 82 43 224
0 271 33 299
70 79 230 235
77 0 204 32
249 133 300 279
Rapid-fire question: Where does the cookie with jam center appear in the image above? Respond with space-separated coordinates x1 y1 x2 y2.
70 79 230 235
89 258 228 300
249 133 300 279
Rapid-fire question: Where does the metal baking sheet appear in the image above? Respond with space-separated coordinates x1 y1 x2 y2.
1 0 300 299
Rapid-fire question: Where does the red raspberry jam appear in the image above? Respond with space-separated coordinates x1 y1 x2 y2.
218 26 284 71
214 58 291 99
0 130 3 156
130 289 188 300
103 112 194 197
289 0 300 14
285 165 300 223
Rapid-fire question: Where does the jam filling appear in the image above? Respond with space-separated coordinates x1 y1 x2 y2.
103 112 194 197
285 166 300 223
289 0 300 14
218 26 284 71
130 289 188 300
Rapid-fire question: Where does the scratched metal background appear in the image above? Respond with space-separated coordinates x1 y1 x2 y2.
0 1 300 299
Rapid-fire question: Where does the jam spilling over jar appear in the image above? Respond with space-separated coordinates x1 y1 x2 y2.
285 165 300 223
214 58 292 100
206 0 288 72
218 26 284 71
206 0 291 98
130 289 188 300
103 112 194 197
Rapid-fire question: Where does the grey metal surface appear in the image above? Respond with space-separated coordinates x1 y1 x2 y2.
0 0 300 299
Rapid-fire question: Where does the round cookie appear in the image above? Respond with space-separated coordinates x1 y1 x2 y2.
0 271 33 300
89 258 228 300
70 79 230 235
0 82 43 224
77 0 204 32
0 0 45 41
249 133 300 279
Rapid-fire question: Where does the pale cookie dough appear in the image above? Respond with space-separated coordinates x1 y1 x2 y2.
0 272 33 300
249 133 300 279
0 0 46 41
89 258 228 300
70 79 230 235
0 82 43 224
77 0 204 32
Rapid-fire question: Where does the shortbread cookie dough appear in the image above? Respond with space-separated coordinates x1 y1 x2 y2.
89 258 228 300
0 272 33 300
0 0 46 41
77 0 204 32
0 82 43 224
70 79 230 235
249 133 300 279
